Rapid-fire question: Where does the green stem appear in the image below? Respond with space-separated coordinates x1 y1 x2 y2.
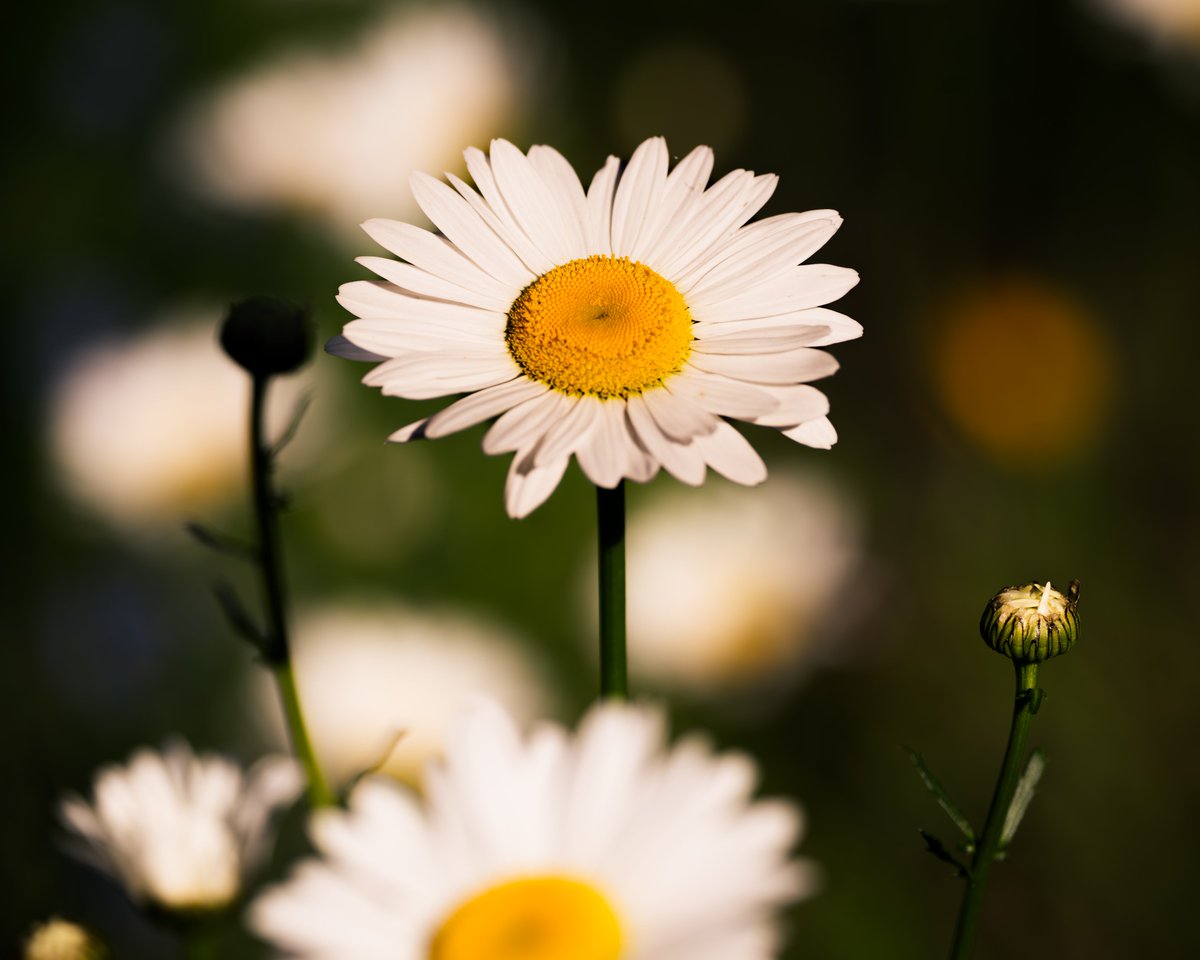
249 375 334 807
183 923 218 960
596 482 628 700
949 661 1041 959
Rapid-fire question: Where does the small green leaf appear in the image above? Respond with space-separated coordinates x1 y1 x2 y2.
918 829 969 877
186 522 257 561
907 748 976 842
271 393 312 459
212 581 267 653
1001 748 1046 847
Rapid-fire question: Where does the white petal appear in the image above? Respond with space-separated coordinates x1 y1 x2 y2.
585 156 621 255
365 353 519 400
409 172 535 292
668 367 780 418
527 145 589 259
635 145 715 265
448 167 552 279
338 288 504 329
782 416 838 449
687 348 840 385
483 390 573 454
680 211 841 301
489 139 577 265
326 334 388 362
694 421 767 485
691 322 831 354
342 317 500 355
787 307 864 346
387 418 429 443
532 394 602 466
505 454 570 518
690 265 860 320
749 385 830 427
641 384 720 442
426 377 547 439
651 172 778 279
576 401 641 488
627 394 707 485
356 256 512 312
360 220 508 300
611 137 668 258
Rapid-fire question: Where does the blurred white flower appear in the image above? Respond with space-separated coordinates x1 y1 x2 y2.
252 699 813 959
254 603 553 787
49 315 308 532
60 742 302 915
177 4 528 241
619 471 863 695
23 918 105 960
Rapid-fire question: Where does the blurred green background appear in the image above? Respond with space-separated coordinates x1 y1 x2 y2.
5 0 1200 956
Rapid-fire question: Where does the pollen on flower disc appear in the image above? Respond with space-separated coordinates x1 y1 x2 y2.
505 255 693 398
430 875 622 960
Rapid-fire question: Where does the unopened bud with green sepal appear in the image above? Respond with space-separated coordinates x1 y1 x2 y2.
980 579 1079 663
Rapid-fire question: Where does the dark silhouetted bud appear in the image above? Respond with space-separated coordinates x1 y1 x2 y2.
220 297 313 377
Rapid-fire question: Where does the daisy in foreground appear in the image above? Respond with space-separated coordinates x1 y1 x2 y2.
251 699 813 959
332 135 860 518
60 741 302 915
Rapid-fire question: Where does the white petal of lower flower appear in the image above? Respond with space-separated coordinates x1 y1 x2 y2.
335 137 858 515
250 700 813 959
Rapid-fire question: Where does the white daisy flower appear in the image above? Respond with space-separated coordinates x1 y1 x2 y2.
333 136 861 517
60 742 303 915
176 5 526 243
249 602 553 787
49 314 310 534
619 471 863 696
23 919 106 960
251 699 813 959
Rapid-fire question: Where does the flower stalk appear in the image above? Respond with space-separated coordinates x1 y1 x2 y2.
247 373 333 807
596 482 628 699
948 661 1040 959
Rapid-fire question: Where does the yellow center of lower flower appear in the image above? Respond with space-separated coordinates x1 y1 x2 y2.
505 255 693 398
429 876 623 960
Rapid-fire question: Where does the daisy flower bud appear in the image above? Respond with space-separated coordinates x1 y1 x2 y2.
219 296 313 378
980 580 1079 663
59 742 303 918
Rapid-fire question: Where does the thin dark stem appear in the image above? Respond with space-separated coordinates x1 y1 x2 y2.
249 376 333 807
596 482 628 700
949 661 1040 959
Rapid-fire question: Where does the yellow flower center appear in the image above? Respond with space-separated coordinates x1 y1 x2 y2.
505 255 693 398
429 875 623 960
